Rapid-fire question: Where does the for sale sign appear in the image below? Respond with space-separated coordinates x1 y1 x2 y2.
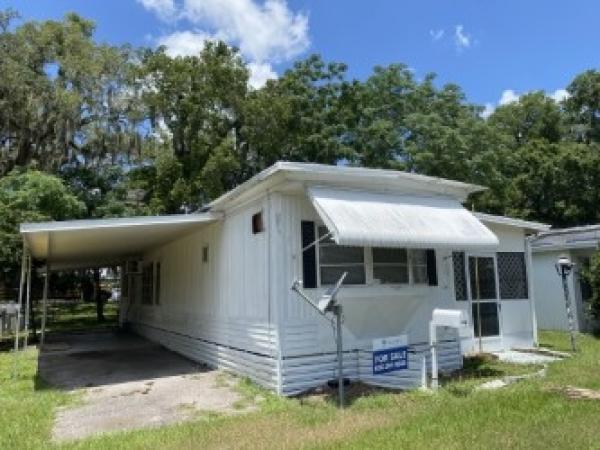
372 335 409 375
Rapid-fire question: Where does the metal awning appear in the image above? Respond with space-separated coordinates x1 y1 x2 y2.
20 213 221 269
307 186 499 249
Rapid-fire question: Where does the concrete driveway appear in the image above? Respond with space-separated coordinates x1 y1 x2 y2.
38 330 248 442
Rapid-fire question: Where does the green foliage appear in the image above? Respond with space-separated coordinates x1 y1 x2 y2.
0 170 86 272
582 249 600 320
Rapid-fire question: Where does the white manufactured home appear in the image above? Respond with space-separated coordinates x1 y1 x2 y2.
21 163 547 394
531 226 600 332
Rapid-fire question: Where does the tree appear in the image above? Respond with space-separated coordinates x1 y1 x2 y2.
140 41 249 207
0 170 86 284
488 91 564 146
582 249 600 321
565 69 600 143
0 12 145 174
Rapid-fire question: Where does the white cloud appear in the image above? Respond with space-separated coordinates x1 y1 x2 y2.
181 0 309 63
429 29 444 41
499 89 520 106
481 103 495 119
247 62 277 89
550 88 569 103
454 25 471 51
137 0 177 21
140 0 310 88
157 30 214 57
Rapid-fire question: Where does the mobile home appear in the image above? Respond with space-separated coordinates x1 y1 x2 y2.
20 162 547 394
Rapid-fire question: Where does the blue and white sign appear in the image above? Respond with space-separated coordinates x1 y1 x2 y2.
372 334 409 375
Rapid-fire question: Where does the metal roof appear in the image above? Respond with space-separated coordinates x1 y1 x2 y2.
209 162 488 210
531 224 600 252
20 213 221 268
308 186 499 250
473 212 550 232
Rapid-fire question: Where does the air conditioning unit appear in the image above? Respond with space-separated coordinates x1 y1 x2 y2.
125 260 142 274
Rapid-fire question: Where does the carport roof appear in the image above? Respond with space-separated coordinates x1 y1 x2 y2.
20 213 221 269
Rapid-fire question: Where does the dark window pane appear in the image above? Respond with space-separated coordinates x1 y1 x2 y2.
469 257 497 300
373 248 407 264
497 252 528 299
318 225 334 243
320 265 366 285
373 265 409 284
453 252 467 301
472 302 500 337
319 245 364 264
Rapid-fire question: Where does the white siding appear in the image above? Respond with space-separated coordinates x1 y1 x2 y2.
532 249 582 331
123 198 279 390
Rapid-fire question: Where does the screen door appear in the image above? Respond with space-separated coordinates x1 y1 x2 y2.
468 255 500 339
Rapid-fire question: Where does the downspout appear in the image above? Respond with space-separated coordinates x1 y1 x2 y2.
525 235 539 347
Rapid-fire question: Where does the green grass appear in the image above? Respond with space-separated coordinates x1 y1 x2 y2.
1 331 600 449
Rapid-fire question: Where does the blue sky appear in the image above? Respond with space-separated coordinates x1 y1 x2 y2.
5 0 600 112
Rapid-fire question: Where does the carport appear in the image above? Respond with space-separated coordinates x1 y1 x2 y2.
18 213 221 347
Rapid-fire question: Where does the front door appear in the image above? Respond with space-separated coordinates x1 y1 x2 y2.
467 255 502 352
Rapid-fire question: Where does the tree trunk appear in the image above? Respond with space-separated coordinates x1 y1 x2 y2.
93 269 105 322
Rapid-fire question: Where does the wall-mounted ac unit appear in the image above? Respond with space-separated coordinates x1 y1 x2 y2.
126 260 142 274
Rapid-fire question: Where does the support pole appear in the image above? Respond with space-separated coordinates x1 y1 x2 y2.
335 304 344 408
13 305 20 379
24 253 31 349
41 263 49 348
430 321 438 390
560 270 577 352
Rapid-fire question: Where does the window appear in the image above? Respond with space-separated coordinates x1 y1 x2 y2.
154 262 161 305
252 212 264 234
318 226 365 285
141 263 154 305
497 252 528 299
411 249 429 284
202 245 209 263
453 252 467 301
372 248 408 284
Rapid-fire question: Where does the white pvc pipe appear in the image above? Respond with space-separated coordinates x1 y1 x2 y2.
430 321 438 390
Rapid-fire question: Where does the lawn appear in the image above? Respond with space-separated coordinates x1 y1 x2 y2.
1 331 599 449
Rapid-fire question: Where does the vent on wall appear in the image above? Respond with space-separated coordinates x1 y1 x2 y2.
252 211 264 234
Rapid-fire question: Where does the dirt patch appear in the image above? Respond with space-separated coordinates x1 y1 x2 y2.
555 385 600 400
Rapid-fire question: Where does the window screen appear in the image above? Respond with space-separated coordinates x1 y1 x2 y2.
497 252 528 299
373 248 408 284
453 252 467 301
318 226 365 285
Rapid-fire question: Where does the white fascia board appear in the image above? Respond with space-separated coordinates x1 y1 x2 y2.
20 212 222 234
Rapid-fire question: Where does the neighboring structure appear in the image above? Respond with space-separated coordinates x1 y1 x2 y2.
20 162 546 395
531 226 600 332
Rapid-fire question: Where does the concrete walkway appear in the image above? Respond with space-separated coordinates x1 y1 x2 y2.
38 330 247 442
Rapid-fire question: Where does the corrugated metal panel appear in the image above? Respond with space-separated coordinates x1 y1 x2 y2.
133 323 278 390
280 338 462 395
307 186 499 249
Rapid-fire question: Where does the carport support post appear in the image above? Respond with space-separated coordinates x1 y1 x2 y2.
40 262 49 348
